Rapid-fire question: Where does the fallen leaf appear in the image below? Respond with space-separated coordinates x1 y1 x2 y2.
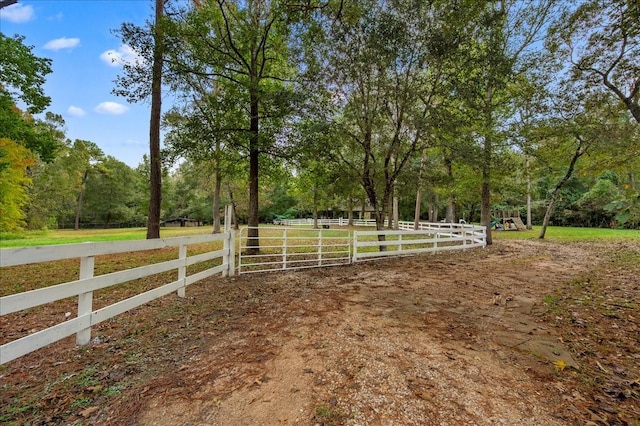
79 406 99 417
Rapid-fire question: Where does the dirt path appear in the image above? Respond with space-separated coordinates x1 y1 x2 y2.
2 239 639 425
129 240 637 425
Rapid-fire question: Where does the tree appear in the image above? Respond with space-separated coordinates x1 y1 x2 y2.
547 0 640 123
309 0 446 239
452 0 556 245
112 0 166 238
163 84 245 233
535 91 634 238
161 0 298 253
0 34 52 114
0 138 34 231
0 34 57 174
68 140 106 230
147 0 165 239
82 157 141 227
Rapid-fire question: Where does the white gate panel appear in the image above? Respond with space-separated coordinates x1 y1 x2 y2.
238 227 351 274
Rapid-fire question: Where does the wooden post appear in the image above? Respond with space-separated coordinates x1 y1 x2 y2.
393 196 399 230
223 204 234 277
76 255 95 345
177 244 187 297
318 229 323 266
283 228 288 270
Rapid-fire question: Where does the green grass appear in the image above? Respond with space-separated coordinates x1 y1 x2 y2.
491 226 640 242
1 224 638 249
0 226 216 248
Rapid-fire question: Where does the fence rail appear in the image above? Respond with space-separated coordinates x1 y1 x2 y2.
352 224 486 262
280 217 381 227
280 218 473 229
1 208 236 365
238 227 351 274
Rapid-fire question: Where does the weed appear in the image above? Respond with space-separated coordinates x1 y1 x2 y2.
75 366 100 388
314 404 343 424
0 398 36 423
103 383 124 397
70 397 93 409
542 293 564 314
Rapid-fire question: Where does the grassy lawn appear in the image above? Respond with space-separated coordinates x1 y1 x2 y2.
1 224 638 248
0 226 216 248
491 226 640 242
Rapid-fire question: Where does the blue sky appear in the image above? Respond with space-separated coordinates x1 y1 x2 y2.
1 0 161 167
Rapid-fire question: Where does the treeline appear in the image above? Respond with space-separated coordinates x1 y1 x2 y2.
1 0 638 239
7 141 639 232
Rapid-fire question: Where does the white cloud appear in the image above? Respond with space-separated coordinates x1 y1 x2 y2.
48 12 64 21
67 106 86 117
43 37 80 51
100 45 145 67
95 102 129 115
0 3 34 23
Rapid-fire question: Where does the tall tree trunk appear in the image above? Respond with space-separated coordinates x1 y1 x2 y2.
246 87 260 254
539 139 584 239
414 148 427 229
445 154 456 223
74 169 89 230
347 199 354 226
226 183 239 230
147 0 163 240
386 187 394 229
481 105 493 245
481 173 492 244
212 164 221 233
313 184 319 229
414 188 422 229
526 155 532 229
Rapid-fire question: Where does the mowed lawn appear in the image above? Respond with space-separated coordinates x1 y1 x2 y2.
0 226 214 248
2 224 638 249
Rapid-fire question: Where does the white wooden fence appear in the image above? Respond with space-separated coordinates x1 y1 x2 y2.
0 231 234 365
1 216 484 364
280 218 472 230
280 218 378 227
352 225 486 262
238 227 351 274
240 221 486 271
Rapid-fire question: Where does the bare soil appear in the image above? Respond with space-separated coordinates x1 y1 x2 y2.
1 239 639 425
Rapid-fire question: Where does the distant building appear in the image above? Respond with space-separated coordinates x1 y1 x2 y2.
162 218 202 227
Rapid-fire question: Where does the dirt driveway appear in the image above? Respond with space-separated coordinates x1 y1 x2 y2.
2 239 639 425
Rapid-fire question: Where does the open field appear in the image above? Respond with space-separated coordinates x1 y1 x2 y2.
1 226 639 425
0 227 213 248
1 225 638 249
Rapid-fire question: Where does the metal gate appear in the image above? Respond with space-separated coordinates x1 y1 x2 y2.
237 227 351 274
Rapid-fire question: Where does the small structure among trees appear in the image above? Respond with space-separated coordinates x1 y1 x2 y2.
162 218 202 228
492 210 527 231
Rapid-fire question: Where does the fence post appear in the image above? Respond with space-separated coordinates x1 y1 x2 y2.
229 229 236 276
318 229 323 266
433 231 439 254
283 228 288 270
352 232 358 263
178 244 187 297
76 255 95 345
223 204 235 277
